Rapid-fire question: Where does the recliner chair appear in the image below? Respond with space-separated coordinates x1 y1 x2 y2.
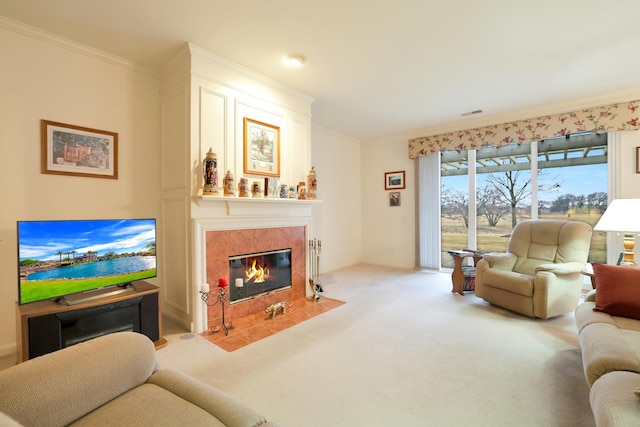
475 219 592 319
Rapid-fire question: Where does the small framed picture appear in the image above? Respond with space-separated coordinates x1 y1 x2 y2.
389 192 401 207
384 170 405 190
41 120 118 179
636 147 640 173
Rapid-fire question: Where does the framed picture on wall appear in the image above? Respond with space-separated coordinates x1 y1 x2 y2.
243 117 280 177
384 170 405 190
41 120 118 179
636 147 640 173
389 191 401 207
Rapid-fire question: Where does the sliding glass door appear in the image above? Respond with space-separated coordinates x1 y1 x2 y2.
439 133 608 269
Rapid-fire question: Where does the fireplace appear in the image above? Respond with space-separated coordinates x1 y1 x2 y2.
193 190 316 333
229 249 292 303
203 225 306 325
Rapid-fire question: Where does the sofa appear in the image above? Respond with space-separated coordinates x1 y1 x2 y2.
0 332 282 427
475 219 592 319
575 263 640 426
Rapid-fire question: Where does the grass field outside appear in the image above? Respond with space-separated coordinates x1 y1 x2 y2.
441 212 605 268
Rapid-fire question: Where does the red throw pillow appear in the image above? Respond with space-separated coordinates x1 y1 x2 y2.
592 263 640 320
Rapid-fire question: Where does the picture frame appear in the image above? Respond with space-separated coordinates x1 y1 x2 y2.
41 120 118 179
384 170 405 190
636 147 640 173
243 117 280 177
389 192 401 207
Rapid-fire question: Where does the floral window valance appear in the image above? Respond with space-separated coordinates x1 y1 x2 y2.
408 99 640 159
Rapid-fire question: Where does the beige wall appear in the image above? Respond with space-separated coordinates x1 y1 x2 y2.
361 133 416 268
310 125 362 272
0 24 161 355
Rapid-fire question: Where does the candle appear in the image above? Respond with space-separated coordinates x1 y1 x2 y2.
200 283 210 293
235 278 244 288
218 278 228 288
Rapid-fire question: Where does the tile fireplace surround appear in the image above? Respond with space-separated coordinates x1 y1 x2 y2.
205 226 306 327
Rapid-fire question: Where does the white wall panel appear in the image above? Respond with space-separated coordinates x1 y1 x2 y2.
161 196 191 329
199 88 227 186
290 117 310 186
162 87 188 191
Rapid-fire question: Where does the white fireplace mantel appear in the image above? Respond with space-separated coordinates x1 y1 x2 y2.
195 195 321 218
191 196 321 332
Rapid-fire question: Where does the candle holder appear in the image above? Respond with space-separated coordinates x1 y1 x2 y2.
200 286 233 335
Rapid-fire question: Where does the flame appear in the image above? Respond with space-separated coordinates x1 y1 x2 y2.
245 259 270 283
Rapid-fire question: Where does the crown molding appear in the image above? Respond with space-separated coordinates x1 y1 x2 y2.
0 15 158 79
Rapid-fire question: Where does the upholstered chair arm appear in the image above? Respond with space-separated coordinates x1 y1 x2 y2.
481 253 517 271
535 261 585 276
533 269 584 319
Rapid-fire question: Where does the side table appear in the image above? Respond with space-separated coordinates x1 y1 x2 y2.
582 263 596 289
447 250 484 296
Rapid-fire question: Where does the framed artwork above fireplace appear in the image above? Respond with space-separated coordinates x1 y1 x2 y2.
243 117 280 177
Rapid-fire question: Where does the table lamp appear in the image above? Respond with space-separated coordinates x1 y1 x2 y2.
594 199 640 267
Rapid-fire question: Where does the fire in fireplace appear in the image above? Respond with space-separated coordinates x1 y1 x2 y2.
228 249 292 303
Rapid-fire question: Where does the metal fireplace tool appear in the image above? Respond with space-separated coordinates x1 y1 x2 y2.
308 238 324 301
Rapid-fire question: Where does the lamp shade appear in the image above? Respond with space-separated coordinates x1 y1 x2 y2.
594 199 640 232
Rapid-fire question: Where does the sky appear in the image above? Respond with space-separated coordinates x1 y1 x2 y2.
18 219 156 261
443 163 607 203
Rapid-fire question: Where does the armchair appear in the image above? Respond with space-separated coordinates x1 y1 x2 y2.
475 219 592 319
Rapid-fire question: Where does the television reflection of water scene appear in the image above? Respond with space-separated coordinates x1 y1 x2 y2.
19 219 156 283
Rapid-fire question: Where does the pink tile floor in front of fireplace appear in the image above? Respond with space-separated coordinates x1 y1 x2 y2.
201 297 344 352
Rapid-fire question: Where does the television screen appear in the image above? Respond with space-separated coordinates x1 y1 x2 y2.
18 218 157 305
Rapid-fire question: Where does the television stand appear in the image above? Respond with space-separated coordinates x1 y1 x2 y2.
16 281 166 362
61 283 136 306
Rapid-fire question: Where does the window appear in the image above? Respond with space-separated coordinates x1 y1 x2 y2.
439 133 607 269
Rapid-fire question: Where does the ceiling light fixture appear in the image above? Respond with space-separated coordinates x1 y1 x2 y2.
286 53 306 67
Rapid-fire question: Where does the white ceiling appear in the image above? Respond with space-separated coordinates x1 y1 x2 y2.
2 0 640 140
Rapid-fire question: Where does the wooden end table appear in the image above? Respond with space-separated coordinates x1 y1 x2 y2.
582 264 596 289
447 250 484 296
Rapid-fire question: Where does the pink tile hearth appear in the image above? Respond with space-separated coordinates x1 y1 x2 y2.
202 226 343 351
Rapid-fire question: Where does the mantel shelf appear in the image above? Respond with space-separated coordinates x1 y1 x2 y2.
196 195 322 206
195 195 321 217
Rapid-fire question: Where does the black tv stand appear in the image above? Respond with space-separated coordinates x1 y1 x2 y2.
16 281 165 362
60 283 136 306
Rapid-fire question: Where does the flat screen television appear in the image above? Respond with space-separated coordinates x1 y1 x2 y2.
18 218 157 305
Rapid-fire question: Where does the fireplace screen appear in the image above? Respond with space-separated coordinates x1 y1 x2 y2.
228 249 292 303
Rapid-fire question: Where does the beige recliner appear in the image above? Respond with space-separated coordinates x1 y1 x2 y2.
475 219 592 319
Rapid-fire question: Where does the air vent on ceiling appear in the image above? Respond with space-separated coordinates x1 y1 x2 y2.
461 109 483 117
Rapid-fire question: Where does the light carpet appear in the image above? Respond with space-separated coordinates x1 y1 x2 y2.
156 264 594 427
